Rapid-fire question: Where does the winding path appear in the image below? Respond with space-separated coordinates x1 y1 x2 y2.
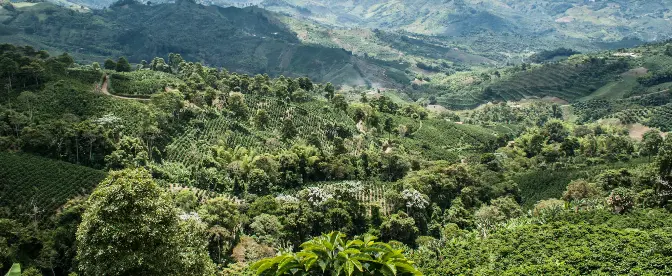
98 74 150 101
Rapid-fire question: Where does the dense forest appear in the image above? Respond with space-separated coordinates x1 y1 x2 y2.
1 37 672 275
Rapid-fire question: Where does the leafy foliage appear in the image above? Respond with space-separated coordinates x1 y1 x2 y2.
75 168 215 276
251 232 421 276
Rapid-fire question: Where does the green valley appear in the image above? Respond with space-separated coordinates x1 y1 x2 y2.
2 1 672 275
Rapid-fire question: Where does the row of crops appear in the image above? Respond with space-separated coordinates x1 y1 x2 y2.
166 95 358 167
287 181 394 216
108 70 184 97
393 114 515 161
0 153 106 220
571 90 672 131
165 91 519 166
648 104 672 131
67 68 104 85
487 61 627 103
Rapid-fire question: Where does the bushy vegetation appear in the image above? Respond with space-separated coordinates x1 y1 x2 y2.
108 70 184 97
3 40 672 276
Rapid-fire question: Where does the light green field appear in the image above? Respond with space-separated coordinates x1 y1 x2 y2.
580 77 639 101
11 2 38 8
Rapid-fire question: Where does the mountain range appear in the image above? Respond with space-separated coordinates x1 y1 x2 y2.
0 0 406 86
1 0 671 87
53 0 672 48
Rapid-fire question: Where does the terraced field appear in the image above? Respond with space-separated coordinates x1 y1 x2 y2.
166 95 358 166
648 104 672 131
0 153 106 220
487 61 628 103
108 70 184 97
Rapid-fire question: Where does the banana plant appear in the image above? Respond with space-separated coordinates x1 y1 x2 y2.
5 263 20 276
252 232 422 276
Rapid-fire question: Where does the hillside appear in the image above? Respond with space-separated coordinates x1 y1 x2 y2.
60 0 672 46
37 0 672 68
256 0 671 45
0 0 407 86
2 28 672 276
406 41 672 110
0 153 106 219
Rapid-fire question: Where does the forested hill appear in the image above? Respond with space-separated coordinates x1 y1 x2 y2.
2 41 672 275
0 0 402 86
257 0 672 42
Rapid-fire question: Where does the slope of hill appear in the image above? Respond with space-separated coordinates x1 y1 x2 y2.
411 41 672 110
0 152 106 219
256 0 672 43
38 0 670 66
0 0 406 86
2 41 672 275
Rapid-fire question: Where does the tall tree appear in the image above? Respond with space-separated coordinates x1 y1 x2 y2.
103 59 116 70
115 57 132 72
76 169 215 276
324 82 335 99
333 94 348 111
281 117 297 141
642 129 664 160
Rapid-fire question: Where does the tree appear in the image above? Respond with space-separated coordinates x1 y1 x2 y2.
324 82 335 99
227 92 249 119
198 197 241 263
104 136 149 170
281 117 297 141
641 129 663 159
560 137 580 157
607 187 636 214
542 120 568 144
380 211 419 246
251 232 421 276
490 196 523 219
474 205 505 237
151 89 185 121
168 53 184 73
333 94 348 111
115 57 131 72
384 117 394 134
657 137 672 195
56 53 75 68
250 214 282 244
17 91 37 121
562 179 601 202
0 57 18 91
297 77 313 91
174 189 199 212
519 132 545 158
150 57 171 72
103 59 116 70
76 169 214 276
253 109 269 130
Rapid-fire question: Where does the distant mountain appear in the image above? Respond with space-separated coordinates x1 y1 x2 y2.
0 0 403 86
56 0 672 45
47 0 672 65
257 0 672 42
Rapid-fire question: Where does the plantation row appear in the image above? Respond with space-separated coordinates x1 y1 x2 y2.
487 61 627 102
0 153 106 219
108 70 184 96
166 95 358 166
648 104 672 131
288 181 394 216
